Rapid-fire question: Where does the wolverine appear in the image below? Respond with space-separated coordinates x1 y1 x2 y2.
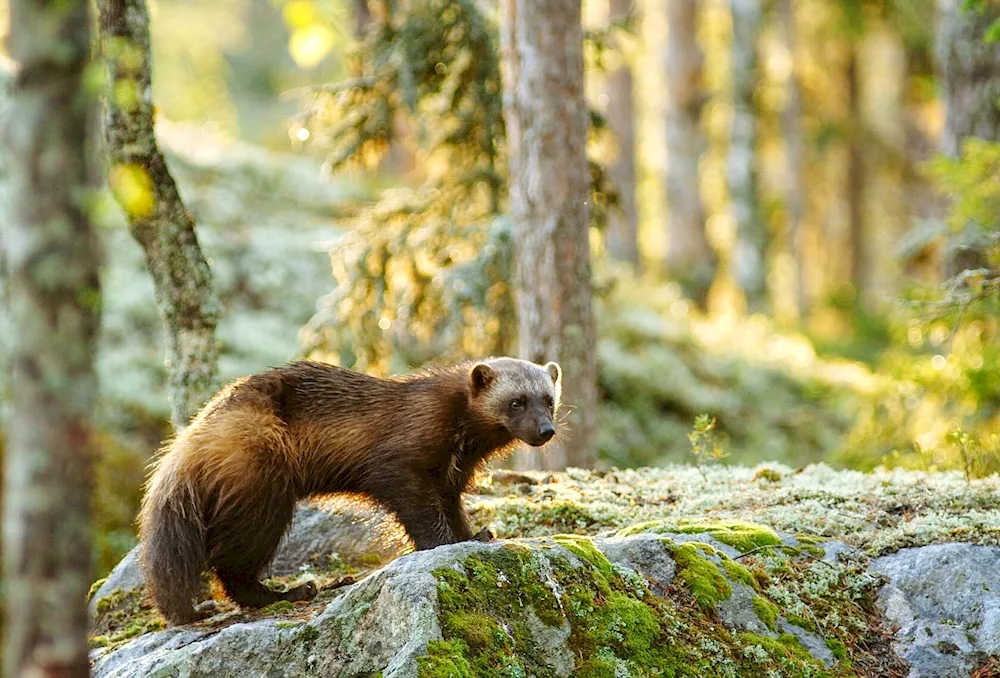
139 357 561 624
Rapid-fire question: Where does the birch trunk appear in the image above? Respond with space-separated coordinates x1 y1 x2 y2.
936 0 1000 275
1 2 101 674
778 0 807 316
606 0 640 269
728 0 766 306
664 0 714 301
502 0 598 471
98 0 221 428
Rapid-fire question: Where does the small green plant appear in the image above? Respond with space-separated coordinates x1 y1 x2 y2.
689 415 730 479
947 427 1000 481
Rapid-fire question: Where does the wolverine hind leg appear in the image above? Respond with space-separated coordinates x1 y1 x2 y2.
206 479 318 609
198 401 318 610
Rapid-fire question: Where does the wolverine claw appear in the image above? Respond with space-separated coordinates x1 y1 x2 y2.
472 527 497 543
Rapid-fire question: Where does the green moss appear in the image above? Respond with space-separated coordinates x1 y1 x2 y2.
417 639 475 678
88 577 108 601
826 637 849 660
358 552 383 567
721 559 759 589
753 467 784 482
419 540 863 678
740 632 816 664
440 611 509 655
551 534 613 577
668 541 732 608
275 621 302 630
298 625 320 643
621 519 783 553
787 614 817 633
534 500 600 531
752 596 779 631
89 635 110 649
261 600 295 614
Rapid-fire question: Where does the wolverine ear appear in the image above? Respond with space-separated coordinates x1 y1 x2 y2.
545 362 561 386
470 363 497 396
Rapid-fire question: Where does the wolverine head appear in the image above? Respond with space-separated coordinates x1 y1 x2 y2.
469 357 562 447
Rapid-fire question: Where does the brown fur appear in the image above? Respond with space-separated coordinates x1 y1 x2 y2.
139 358 560 624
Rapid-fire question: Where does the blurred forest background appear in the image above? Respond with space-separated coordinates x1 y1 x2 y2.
1 0 999 579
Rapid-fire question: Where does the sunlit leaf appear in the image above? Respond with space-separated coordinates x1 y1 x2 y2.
282 0 317 30
289 24 334 68
108 163 156 219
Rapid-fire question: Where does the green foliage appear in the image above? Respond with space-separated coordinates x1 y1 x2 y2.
689 414 730 476
299 0 617 376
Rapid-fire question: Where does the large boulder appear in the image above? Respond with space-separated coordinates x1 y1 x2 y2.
91 528 858 677
872 544 1000 678
88 465 1000 677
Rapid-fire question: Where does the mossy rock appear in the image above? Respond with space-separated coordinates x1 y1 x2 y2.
618 518 783 553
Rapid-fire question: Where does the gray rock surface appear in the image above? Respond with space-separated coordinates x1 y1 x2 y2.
872 543 1000 678
89 501 401 625
90 528 848 677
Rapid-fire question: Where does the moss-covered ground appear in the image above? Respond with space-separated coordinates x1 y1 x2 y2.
416 532 889 678
470 464 1000 556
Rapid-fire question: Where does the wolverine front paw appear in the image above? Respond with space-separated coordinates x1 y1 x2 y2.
472 526 497 543
284 580 319 603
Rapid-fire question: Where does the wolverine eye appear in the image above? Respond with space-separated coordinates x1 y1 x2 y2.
510 398 524 410
543 395 554 411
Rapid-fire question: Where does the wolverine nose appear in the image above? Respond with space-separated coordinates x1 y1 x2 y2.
538 423 555 443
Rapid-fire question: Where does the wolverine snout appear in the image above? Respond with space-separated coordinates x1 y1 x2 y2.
538 423 555 443
522 421 556 447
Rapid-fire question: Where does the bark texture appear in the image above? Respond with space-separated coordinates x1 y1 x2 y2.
502 0 598 470
936 0 1000 155
847 46 871 303
728 0 766 305
664 0 714 301
99 0 221 428
1 3 101 675
936 0 1000 275
605 0 640 269
778 0 807 316
354 0 372 39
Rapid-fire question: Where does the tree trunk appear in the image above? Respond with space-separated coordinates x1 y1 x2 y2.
1 2 101 674
778 0 807 317
605 0 640 269
354 0 372 39
846 44 871 304
99 0 221 428
502 0 598 471
728 0 766 307
936 0 1000 274
664 0 714 302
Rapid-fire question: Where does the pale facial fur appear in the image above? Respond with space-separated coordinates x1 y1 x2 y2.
470 357 561 447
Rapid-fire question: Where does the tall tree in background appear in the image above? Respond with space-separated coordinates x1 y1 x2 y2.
502 0 598 470
354 0 372 38
936 0 1000 274
2 0 101 673
605 0 640 269
846 39 871 303
665 0 714 303
99 0 221 428
728 0 766 306
778 0 807 317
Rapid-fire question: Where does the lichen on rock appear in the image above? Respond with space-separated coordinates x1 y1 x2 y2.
88 466 1000 677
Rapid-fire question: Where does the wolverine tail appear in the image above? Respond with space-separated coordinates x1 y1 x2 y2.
139 453 208 625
